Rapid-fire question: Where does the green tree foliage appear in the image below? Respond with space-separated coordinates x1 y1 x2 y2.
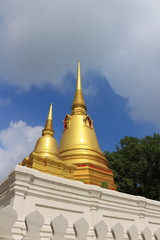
105 134 160 201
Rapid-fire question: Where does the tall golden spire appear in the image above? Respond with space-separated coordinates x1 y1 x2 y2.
71 61 87 114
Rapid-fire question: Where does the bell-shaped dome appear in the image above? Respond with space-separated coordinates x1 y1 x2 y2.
34 135 59 159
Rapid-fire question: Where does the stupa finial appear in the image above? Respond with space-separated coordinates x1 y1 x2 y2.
77 60 82 90
42 103 54 136
71 61 87 114
47 103 52 120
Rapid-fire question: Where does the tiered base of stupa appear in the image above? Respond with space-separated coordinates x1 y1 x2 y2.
59 148 117 189
20 151 116 189
20 152 76 180
74 164 116 189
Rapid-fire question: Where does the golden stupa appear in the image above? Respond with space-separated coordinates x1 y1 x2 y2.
20 104 76 179
21 62 116 189
59 61 116 189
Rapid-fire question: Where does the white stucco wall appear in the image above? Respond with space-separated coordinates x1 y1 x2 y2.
0 165 160 240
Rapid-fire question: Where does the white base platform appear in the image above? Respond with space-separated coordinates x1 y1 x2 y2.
0 165 160 240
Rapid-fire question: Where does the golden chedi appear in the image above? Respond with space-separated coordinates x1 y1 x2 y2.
59 61 116 189
20 104 76 179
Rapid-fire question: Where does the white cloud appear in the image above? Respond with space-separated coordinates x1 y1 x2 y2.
0 0 160 126
0 121 43 181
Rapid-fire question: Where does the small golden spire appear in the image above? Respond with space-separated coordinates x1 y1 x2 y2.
47 103 52 120
32 103 59 157
71 61 87 114
42 103 54 136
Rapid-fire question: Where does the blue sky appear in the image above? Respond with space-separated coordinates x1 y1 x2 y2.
0 70 156 150
0 0 160 180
